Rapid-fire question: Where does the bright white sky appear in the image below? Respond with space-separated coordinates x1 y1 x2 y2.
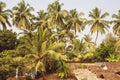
1 0 120 44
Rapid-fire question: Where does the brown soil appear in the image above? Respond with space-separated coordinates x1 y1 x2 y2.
87 62 120 80
38 73 77 80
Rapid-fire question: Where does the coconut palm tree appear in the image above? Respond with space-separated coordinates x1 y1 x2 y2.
0 2 11 30
47 0 68 31
72 38 85 54
88 8 109 44
67 9 86 34
47 1 76 43
34 10 48 30
11 0 34 30
112 10 120 37
83 34 95 48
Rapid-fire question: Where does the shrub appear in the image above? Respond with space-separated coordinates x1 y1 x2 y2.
56 59 70 78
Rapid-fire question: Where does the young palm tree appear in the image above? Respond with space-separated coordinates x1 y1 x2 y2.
112 10 120 37
0 2 11 30
83 34 95 48
67 9 86 34
11 1 34 30
72 38 85 54
17 26 67 79
88 8 109 44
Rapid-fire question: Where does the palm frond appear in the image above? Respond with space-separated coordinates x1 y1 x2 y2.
101 12 109 18
112 14 119 19
35 61 45 72
49 42 65 50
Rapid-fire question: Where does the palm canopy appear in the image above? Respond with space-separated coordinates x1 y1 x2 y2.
88 7 110 43
72 39 85 54
34 10 48 30
67 9 86 33
17 26 67 74
112 10 120 36
83 34 95 48
47 0 68 30
0 2 11 30
11 0 34 30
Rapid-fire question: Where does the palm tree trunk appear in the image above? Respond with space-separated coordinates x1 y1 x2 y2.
95 31 98 44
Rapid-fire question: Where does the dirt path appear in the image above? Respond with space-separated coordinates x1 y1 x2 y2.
73 69 99 80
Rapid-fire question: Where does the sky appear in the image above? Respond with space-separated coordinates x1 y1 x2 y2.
1 0 120 44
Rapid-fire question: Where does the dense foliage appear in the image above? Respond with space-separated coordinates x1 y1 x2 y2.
0 30 18 52
0 0 120 79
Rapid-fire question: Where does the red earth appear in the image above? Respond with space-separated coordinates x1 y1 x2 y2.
87 62 120 80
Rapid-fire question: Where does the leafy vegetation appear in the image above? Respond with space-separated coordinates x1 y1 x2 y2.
0 30 18 52
0 0 120 79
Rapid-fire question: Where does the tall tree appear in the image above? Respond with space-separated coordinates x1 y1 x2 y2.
88 8 109 44
0 2 11 30
67 9 85 34
47 1 75 43
112 10 120 37
12 0 34 30
34 10 48 30
47 0 68 31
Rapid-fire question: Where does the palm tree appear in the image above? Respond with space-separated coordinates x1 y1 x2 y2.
72 38 85 54
11 0 34 30
17 26 67 79
47 0 68 31
34 10 48 30
67 9 86 34
88 8 109 44
0 2 11 30
112 10 120 37
83 34 95 48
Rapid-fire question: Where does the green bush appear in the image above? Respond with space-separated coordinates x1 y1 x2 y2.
106 53 120 62
0 30 18 52
56 59 70 78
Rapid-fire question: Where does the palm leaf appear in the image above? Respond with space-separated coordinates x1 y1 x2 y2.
18 18 25 28
61 10 68 17
112 14 119 19
35 61 45 72
100 12 109 19
49 42 65 50
42 41 47 52
0 15 6 23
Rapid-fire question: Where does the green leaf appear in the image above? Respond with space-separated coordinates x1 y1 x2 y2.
35 61 45 72
0 15 6 23
18 18 25 28
49 42 65 50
